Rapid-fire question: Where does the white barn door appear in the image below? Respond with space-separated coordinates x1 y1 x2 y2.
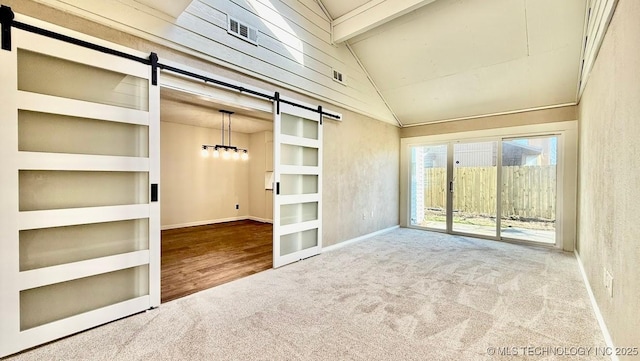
0 27 160 357
273 101 323 268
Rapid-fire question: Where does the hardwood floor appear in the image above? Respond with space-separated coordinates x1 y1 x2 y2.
161 220 273 303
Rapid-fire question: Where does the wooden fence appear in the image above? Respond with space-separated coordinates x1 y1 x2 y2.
423 166 556 220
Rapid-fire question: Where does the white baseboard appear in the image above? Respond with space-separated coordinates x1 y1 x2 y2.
321 225 399 253
248 216 273 224
574 250 618 361
161 216 247 230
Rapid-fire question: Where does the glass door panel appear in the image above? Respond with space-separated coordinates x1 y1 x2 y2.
452 141 498 237
409 145 447 230
501 136 557 244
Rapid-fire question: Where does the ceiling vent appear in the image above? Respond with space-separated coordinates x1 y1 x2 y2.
228 16 259 45
332 69 346 85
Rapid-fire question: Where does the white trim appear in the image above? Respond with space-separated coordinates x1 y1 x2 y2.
401 103 577 128
19 251 149 291
279 194 320 206
18 152 149 172
19 205 150 231
280 134 320 148
148 66 161 308
248 216 273 224
279 220 320 237
321 225 400 253
18 92 150 126
401 121 577 146
279 165 320 175
0 27 20 358
161 216 248 230
574 251 619 361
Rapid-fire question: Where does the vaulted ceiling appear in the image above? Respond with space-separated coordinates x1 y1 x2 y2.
146 0 587 128
321 0 588 126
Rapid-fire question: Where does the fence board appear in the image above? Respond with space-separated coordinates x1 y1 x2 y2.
423 166 556 220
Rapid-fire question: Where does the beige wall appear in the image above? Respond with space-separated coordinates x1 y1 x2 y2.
249 131 273 222
400 106 577 138
160 121 250 228
577 0 640 355
323 110 400 247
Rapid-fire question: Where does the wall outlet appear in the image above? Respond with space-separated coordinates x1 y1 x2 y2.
603 268 614 298
235 204 239 210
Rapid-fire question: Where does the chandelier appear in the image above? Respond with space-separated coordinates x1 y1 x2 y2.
201 110 248 161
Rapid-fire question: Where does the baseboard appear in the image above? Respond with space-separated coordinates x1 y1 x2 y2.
247 216 273 224
321 225 399 253
161 216 248 230
574 250 618 361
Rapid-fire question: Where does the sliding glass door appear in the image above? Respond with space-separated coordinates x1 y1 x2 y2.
452 141 498 237
409 135 559 245
410 145 447 230
500 136 557 244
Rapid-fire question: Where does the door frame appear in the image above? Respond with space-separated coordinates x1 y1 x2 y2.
400 121 578 251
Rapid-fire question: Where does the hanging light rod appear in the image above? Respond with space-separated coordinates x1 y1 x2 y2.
201 110 248 160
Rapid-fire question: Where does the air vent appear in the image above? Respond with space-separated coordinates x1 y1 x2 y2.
228 16 259 45
332 69 346 85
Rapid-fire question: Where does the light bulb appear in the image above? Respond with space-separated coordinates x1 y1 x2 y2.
241 151 249 161
201 146 209 157
233 150 240 160
223 149 231 159
212 149 220 158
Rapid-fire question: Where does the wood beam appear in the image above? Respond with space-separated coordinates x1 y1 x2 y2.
332 0 436 43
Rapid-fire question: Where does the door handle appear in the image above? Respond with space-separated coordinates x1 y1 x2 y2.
151 184 158 202
449 181 454 193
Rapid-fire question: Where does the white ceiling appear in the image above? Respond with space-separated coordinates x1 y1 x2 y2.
160 88 273 134
323 0 371 19
321 0 587 125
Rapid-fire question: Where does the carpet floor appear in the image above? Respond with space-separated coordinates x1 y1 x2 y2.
6 228 606 360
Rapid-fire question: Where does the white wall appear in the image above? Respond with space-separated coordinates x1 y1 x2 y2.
160 121 250 228
21 0 396 125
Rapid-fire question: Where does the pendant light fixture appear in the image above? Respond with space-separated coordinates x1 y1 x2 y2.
201 110 249 161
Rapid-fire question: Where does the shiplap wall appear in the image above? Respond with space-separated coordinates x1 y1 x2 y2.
28 0 397 124
579 0 618 97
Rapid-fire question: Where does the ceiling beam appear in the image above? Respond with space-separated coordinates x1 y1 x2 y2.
133 0 193 18
332 0 436 43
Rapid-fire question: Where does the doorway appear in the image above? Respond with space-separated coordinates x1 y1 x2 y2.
157 84 325 301
409 135 559 245
159 87 274 302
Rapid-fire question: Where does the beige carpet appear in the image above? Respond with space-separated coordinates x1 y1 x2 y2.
6 229 606 360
